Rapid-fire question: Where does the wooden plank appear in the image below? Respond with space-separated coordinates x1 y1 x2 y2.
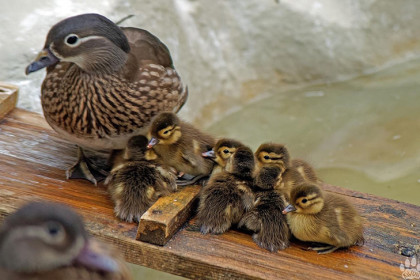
0 108 419 279
137 185 200 245
0 82 18 120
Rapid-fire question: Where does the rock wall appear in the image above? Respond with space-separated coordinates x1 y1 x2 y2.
2 0 420 124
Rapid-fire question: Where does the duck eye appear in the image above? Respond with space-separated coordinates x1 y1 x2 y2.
264 155 270 160
301 199 308 204
45 222 62 236
223 149 229 154
65 34 79 45
163 130 169 135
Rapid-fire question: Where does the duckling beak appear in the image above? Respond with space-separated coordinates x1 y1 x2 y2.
25 48 59 75
282 204 296 214
202 150 216 158
147 137 159 149
75 239 119 273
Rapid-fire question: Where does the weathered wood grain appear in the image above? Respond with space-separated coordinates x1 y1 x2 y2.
0 82 18 120
137 185 200 245
0 108 419 280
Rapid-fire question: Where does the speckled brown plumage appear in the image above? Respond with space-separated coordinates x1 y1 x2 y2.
0 202 131 280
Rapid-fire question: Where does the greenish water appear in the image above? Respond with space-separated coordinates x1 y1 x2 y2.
128 263 185 280
207 58 420 206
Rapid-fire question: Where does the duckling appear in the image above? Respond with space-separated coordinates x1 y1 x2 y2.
25 13 188 185
291 159 319 183
202 138 245 175
106 135 177 222
254 165 283 190
0 201 131 279
146 112 216 181
282 183 364 254
197 146 255 234
239 189 290 252
255 143 291 173
239 164 290 251
255 143 305 200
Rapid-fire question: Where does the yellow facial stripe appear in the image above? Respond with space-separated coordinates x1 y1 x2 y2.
158 125 175 138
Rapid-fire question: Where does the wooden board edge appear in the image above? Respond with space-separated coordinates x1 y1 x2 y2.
136 185 200 245
0 82 19 120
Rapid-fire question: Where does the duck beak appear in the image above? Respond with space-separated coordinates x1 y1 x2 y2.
147 137 159 149
75 239 119 273
25 48 59 75
202 150 216 158
282 204 296 214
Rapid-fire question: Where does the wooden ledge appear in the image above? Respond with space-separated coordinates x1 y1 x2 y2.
0 107 419 279
137 185 200 245
0 82 18 119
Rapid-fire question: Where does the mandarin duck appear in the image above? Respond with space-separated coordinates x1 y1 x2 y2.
25 13 188 185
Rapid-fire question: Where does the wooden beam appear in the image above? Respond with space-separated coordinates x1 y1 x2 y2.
0 82 18 120
0 108 419 279
137 185 200 245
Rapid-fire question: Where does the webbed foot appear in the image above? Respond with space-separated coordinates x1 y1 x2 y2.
176 174 209 186
308 245 339 254
66 147 109 185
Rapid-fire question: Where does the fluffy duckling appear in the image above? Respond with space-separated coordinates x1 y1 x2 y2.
106 135 177 222
197 146 255 234
239 165 290 252
291 159 319 183
255 143 291 173
146 112 216 181
254 165 283 190
202 138 245 175
0 202 131 279
282 183 364 254
255 143 305 200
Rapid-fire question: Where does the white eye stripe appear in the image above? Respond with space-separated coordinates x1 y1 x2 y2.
64 35 103 47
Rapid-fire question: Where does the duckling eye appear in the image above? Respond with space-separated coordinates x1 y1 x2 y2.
264 155 270 160
223 149 229 154
163 130 170 135
65 34 79 46
301 199 308 204
45 222 63 236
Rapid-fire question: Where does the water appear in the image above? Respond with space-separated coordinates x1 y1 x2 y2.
207 57 420 206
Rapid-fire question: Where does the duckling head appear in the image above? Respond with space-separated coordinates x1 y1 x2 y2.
147 112 182 148
225 146 255 178
26 13 130 75
0 202 118 273
202 138 245 168
282 184 324 215
124 135 149 160
255 143 291 172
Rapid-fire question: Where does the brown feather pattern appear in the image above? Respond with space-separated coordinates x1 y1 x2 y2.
42 63 185 140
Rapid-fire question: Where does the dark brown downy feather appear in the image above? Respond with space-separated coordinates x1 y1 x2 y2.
106 135 177 222
197 146 255 234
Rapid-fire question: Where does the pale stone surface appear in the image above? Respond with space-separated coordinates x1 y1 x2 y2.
1 0 420 124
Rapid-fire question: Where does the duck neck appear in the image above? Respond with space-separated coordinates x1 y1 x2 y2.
77 47 128 75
